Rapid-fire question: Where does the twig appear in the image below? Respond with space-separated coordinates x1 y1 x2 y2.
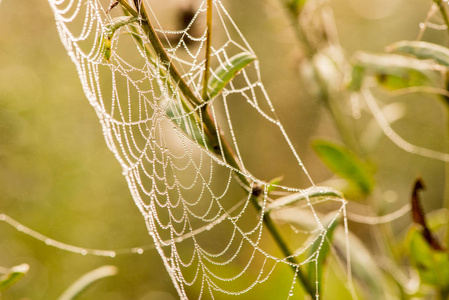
433 0 449 36
202 0 213 101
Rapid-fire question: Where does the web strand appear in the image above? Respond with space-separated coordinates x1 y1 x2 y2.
45 0 347 298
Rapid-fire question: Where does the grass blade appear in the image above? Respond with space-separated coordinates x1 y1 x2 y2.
57 265 118 300
0 264 29 292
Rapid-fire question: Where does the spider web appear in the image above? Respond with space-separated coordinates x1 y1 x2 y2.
46 0 347 298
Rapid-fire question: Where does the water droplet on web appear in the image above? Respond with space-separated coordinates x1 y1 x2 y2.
45 0 357 297
17 225 23 232
0 214 5 221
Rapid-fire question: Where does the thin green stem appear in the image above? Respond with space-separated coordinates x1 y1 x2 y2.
439 74 449 243
202 0 213 101
118 1 316 297
433 0 449 37
432 11 449 243
121 0 202 106
261 205 315 297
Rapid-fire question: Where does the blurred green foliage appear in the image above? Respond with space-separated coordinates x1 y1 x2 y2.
1 0 448 299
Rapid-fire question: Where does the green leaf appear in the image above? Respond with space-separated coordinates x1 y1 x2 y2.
58 265 118 300
348 65 365 92
265 186 343 213
266 176 284 195
105 16 139 36
312 139 374 195
387 40 449 67
410 178 444 251
165 102 211 148
406 178 449 289
207 52 256 100
348 51 442 91
333 228 391 299
100 16 139 61
375 69 428 90
305 213 339 296
287 0 308 16
0 264 29 292
408 227 449 287
274 208 392 299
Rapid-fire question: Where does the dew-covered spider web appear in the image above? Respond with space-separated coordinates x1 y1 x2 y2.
46 0 349 298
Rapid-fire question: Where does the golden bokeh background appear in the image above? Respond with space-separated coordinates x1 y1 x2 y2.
0 0 446 299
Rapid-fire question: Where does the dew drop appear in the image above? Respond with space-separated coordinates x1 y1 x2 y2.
109 252 116 258
288 291 294 297
0 214 5 221
81 249 88 256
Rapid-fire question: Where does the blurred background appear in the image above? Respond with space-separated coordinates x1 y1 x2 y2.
0 0 447 299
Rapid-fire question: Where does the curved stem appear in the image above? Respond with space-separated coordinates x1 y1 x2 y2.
433 0 449 37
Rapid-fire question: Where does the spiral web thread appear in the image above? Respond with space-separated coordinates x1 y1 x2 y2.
46 0 348 298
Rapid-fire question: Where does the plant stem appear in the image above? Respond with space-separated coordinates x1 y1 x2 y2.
118 1 316 297
119 0 245 181
202 0 213 101
260 203 315 297
433 7 449 243
438 73 449 243
433 0 449 37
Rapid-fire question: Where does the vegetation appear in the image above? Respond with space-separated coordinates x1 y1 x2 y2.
1 0 449 299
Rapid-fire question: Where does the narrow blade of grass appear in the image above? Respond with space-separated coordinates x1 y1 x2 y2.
57 265 118 300
0 264 29 292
